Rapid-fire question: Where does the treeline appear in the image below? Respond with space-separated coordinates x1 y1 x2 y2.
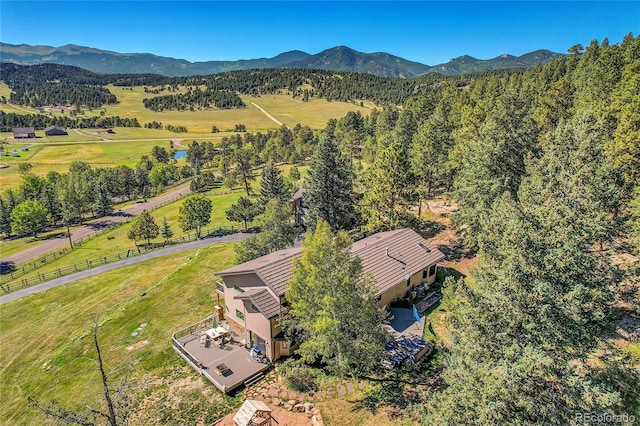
0 110 140 131
142 88 245 111
2 62 522 110
8 83 116 109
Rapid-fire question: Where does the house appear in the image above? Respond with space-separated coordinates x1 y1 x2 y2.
44 125 68 136
216 228 445 362
12 127 35 139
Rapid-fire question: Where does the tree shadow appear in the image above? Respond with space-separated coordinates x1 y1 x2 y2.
353 362 444 417
401 214 446 239
0 261 16 274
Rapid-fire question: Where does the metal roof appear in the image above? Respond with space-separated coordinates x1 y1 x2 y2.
234 288 282 319
217 228 445 298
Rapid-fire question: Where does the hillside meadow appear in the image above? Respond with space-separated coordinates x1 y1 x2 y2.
0 244 240 424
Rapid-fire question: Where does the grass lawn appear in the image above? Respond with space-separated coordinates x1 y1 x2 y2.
0 244 240 425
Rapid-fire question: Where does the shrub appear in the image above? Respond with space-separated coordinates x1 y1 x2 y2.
278 358 319 393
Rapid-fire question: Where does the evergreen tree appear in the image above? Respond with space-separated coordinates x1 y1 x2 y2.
94 178 113 217
0 197 12 237
234 147 256 196
258 162 288 205
425 114 630 424
235 199 298 262
360 140 416 231
452 90 539 247
305 131 356 231
160 216 173 241
225 196 261 231
282 220 388 377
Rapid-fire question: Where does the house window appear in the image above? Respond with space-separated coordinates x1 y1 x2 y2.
423 269 428 279
406 278 411 287
236 309 245 320
234 285 245 293
429 264 437 276
375 295 382 302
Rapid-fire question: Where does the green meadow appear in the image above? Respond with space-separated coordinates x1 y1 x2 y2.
0 244 239 424
0 81 366 191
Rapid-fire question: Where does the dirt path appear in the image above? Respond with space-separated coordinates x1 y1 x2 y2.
1 183 192 266
250 102 286 127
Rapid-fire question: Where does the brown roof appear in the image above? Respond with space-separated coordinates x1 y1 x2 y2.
234 288 282 319
352 229 445 295
217 246 302 296
217 228 445 298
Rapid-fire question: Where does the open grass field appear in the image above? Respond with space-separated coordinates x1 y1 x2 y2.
0 244 241 424
0 75 363 191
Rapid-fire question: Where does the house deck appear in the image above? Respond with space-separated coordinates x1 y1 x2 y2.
172 316 269 393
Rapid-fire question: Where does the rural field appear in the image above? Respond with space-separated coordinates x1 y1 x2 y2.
1 82 368 190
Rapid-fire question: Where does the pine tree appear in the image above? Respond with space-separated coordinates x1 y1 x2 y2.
425 114 630 424
360 139 416 231
225 196 260 231
94 178 113 218
305 131 356 231
234 199 298 262
0 197 12 237
160 216 173 241
258 162 288 205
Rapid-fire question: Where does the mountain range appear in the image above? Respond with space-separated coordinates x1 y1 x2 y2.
0 43 562 78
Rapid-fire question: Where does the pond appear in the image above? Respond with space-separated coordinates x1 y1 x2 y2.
174 150 187 160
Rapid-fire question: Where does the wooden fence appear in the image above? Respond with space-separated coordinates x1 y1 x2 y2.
0 225 235 293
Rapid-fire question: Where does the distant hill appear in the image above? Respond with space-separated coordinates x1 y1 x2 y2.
429 50 563 75
0 42 562 78
280 46 432 78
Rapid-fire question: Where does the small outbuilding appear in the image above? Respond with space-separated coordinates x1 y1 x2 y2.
45 125 68 136
12 127 35 139
233 400 276 426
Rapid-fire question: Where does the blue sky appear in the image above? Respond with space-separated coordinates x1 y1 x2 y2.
1 2 638 65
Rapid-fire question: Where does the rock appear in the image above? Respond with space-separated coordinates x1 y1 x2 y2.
312 414 324 426
293 404 305 413
272 398 282 406
288 399 297 406
284 403 293 411
304 402 315 413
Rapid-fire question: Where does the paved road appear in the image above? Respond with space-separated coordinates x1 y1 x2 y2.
0 233 251 305
1 183 192 266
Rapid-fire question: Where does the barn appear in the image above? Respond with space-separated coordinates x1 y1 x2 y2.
12 127 36 139
45 126 68 136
